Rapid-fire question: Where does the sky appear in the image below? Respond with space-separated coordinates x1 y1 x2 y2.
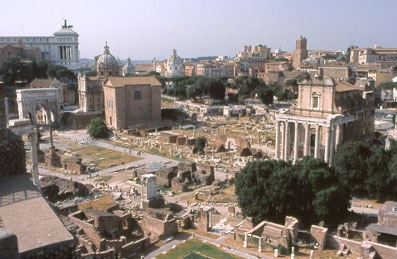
0 0 396 60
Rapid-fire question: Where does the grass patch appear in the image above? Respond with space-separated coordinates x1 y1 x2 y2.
78 195 117 210
68 145 141 169
157 239 242 259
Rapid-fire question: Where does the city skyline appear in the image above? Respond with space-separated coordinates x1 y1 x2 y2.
0 0 396 60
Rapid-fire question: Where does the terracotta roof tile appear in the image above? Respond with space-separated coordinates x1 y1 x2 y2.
105 76 161 88
335 81 361 92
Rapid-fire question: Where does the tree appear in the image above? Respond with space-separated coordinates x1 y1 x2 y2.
193 136 207 154
255 86 273 105
174 83 187 99
0 56 28 84
194 77 211 95
47 64 76 82
333 141 372 197
208 79 226 100
294 157 349 225
85 71 97 77
87 117 110 139
235 158 349 226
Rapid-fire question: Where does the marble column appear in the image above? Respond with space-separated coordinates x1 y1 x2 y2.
314 125 320 159
31 128 41 192
293 122 299 163
304 123 310 156
284 121 290 161
280 121 285 160
275 121 280 160
324 126 331 163
329 125 336 165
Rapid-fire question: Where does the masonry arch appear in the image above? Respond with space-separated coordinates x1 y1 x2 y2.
16 88 60 125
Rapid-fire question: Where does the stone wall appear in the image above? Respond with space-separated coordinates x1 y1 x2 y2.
61 111 103 129
327 235 362 254
310 225 328 250
141 214 178 240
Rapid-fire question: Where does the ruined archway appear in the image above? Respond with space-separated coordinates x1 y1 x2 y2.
16 88 60 125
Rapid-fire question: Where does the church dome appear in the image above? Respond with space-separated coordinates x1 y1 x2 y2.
97 43 119 67
167 49 182 65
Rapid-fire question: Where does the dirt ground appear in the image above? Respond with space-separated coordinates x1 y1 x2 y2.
68 145 141 169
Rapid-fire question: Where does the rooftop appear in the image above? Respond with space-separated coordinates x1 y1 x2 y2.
0 174 74 253
104 76 161 88
335 81 361 92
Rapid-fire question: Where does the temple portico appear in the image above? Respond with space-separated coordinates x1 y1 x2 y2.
275 113 355 165
273 73 375 165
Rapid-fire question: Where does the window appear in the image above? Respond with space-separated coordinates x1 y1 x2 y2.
312 96 319 108
134 91 141 100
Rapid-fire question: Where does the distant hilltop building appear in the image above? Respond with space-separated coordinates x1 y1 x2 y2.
122 58 135 76
350 46 397 69
165 49 184 78
292 36 308 69
0 19 80 71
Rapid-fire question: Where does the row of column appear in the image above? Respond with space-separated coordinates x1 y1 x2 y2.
275 120 343 164
59 45 73 60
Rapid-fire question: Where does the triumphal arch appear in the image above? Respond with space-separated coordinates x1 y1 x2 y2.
16 88 60 125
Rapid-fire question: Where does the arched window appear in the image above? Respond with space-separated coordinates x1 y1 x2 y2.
311 92 321 110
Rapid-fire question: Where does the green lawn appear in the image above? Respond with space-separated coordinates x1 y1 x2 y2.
157 239 242 259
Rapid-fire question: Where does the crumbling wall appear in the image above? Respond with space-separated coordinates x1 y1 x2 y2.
327 235 362 254
310 225 328 250
140 214 178 240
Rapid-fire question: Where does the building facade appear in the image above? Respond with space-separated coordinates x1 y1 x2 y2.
350 47 397 69
77 43 119 112
122 58 135 76
165 49 184 78
292 36 308 69
103 77 161 129
0 20 80 71
0 40 43 62
275 74 375 165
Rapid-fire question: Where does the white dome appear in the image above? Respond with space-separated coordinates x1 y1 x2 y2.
168 49 183 65
97 43 118 67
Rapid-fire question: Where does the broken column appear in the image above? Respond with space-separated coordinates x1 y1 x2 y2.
258 237 262 252
31 127 41 192
243 233 248 248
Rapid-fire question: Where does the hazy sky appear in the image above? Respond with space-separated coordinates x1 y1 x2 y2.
1 0 395 60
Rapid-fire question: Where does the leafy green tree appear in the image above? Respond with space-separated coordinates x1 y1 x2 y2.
193 136 207 154
294 157 349 225
186 85 202 100
235 158 349 226
366 146 393 200
0 56 27 84
174 83 187 99
87 117 110 139
333 141 371 197
208 79 225 100
255 86 273 105
85 71 97 77
194 77 211 95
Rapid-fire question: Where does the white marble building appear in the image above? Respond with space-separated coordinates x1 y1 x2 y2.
122 58 135 76
165 49 184 78
0 20 80 71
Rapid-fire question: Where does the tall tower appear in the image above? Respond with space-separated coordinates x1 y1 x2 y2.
292 36 308 69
